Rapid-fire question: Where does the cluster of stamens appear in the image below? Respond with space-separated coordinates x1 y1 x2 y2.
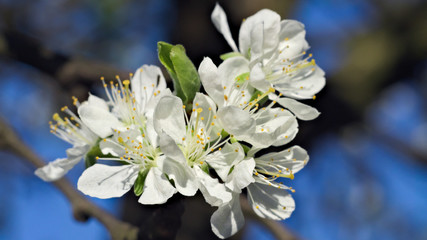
96 128 158 169
261 37 318 91
100 73 160 127
181 104 229 167
49 102 96 146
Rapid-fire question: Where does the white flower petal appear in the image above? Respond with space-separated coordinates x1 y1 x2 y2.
278 20 310 60
78 102 123 138
195 167 232 207
145 88 173 121
249 63 270 92
206 142 245 181
138 167 177 205
211 194 245 239
145 119 159 148
35 145 88 181
158 132 187 163
275 66 326 100
198 58 225 107
239 9 280 60
217 106 255 138
218 57 250 91
192 93 217 125
153 95 186 142
157 156 198 197
225 158 256 193
276 97 320 120
191 92 221 140
211 4 238 52
66 144 89 158
247 183 295 220
256 146 309 174
77 164 139 199
87 94 109 111
132 65 166 112
35 157 79 181
241 108 298 148
100 139 125 157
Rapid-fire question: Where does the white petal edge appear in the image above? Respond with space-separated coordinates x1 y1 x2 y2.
35 157 80 181
153 95 186 143
247 182 295 220
138 167 177 205
78 102 123 138
276 97 320 120
195 167 232 207
157 155 198 197
77 164 139 199
225 158 256 193
211 4 239 52
211 194 245 239
199 57 225 107
35 145 87 181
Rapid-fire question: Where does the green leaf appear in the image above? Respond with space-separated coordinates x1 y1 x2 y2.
234 72 250 85
157 41 200 105
170 44 201 104
84 139 102 168
157 41 176 77
134 168 150 196
220 52 242 61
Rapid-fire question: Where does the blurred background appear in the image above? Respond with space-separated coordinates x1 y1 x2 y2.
0 0 426 239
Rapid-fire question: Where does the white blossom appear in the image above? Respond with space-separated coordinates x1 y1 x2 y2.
78 65 169 138
35 103 98 181
199 57 299 148
153 94 232 206
210 145 309 238
77 127 177 204
211 4 325 119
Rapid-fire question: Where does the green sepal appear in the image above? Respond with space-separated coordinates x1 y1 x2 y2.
84 139 102 168
221 129 230 138
220 52 242 61
165 173 175 186
157 41 201 105
249 90 262 102
230 137 238 144
234 72 250 85
201 162 210 174
133 168 150 196
249 90 269 106
240 143 251 154
228 165 235 175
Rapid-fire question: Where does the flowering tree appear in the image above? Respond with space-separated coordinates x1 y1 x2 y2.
31 4 325 239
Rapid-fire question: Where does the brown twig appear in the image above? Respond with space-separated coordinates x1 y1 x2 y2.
0 29 130 100
0 117 139 240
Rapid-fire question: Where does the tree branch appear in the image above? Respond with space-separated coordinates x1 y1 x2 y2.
0 117 139 240
0 29 130 99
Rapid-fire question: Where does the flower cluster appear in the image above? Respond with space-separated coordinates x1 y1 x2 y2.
36 4 325 239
